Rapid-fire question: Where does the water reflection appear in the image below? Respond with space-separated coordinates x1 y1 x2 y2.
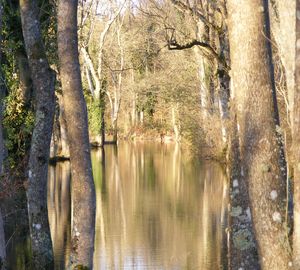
48 162 71 269
46 142 227 269
91 142 228 269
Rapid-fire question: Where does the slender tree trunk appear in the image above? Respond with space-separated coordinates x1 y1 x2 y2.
171 104 180 142
100 91 106 146
20 1 55 268
293 1 300 267
227 0 292 269
131 70 136 129
112 117 118 143
140 111 144 124
194 18 211 118
218 71 230 144
132 98 136 127
58 95 70 157
217 6 230 144
85 66 95 98
57 0 96 268
194 47 210 118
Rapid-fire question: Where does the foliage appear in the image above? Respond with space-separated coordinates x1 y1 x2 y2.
86 98 103 136
137 91 157 116
3 89 34 167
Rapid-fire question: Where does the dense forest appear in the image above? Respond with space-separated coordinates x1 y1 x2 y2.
0 0 299 269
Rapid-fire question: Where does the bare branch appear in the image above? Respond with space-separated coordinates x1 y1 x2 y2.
169 0 218 30
167 39 229 71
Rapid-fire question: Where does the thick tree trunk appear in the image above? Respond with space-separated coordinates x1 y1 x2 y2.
57 0 96 268
227 0 292 269
20 1 55 268
227 111 260 270
293 1 300 267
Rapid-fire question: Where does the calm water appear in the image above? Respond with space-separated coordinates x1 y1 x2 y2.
8 142 228 269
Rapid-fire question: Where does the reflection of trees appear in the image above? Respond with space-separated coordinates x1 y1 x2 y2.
48 162 71 270
92 148 106 269
92 142 228 269
45 143 228 269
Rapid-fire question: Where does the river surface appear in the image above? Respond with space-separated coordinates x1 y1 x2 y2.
7 142 228 269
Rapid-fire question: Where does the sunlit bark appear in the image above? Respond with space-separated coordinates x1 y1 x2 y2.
227 0 292 269
293 0 300 267
20 0 55 267
57 0 96 267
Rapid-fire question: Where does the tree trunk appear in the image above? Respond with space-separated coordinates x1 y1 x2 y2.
217 6 230 144
20 1 55 268
171 105 180 142
218 70 230 144
17 50 33 106
293 1 300 267
58 95 70 157
270 0 296 131
194 18 211 118
112 118 118 143
57 0 96 268
227 111 260 270
100 96 105 146
194 47 211 118
140 111 144 124
227 0 292 269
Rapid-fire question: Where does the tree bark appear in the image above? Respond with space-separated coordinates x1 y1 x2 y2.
217 3 230 144
20 0 55 268
227 109 260 270
270 0 296 131
227 0 292 269
57 0 96 268
293 1 300 267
